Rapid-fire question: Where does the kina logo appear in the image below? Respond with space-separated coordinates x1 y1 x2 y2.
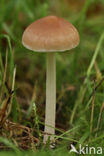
69 144 103 155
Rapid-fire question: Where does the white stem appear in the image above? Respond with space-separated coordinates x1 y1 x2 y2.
43 53 56 143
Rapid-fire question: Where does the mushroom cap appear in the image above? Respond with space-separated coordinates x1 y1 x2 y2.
22 16 80 52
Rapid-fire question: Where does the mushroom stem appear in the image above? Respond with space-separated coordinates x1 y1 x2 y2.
43 53 56 143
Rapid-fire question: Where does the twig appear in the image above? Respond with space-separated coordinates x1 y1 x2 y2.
95 103 104 137
90 80 96 135
7 67 16 116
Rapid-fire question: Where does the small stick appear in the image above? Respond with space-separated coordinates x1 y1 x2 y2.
95 103 104 137
7 67 16 116
90 80 96 135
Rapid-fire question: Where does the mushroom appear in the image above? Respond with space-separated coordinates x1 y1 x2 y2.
22 16 80 144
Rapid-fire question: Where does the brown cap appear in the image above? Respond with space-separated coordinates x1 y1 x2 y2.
22 16 80 52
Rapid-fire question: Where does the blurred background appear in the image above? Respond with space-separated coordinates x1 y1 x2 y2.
0 0 104 153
